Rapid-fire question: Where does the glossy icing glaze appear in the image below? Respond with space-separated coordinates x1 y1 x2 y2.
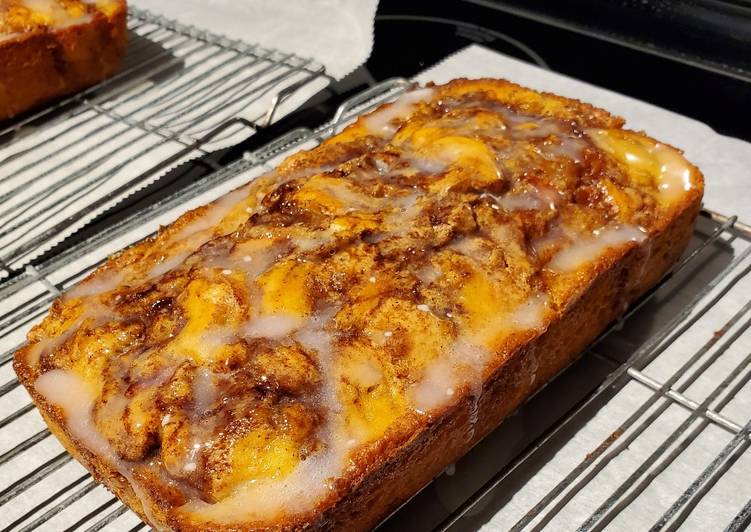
19 80 699 528
588 128 695 205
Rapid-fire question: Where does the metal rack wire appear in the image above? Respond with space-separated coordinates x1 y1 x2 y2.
1 74 750 530
0 7 326 273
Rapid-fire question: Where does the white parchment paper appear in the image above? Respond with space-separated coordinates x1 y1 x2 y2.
130 0 378 81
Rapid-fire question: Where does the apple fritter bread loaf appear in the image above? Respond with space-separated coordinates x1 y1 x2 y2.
0 0 127 120
14 78 703 531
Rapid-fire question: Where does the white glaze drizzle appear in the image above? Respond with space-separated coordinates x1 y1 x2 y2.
506 293 549 332
65 269 126 300
513 120 588 163
530 223 567 259
35 370 114 457
449 235 490 263
147 251 193 280
587 129 694 204
204 241 281 281
241 314 304 340
482 186 557 212
409 292 549 428
178 369 217 475
363 88 435 137
377 193 424 241
169 187 251 245
539 137 588 162
348 359 382 388
34 370 166 527
415 264 442 284
25 328 76 367
409 337 489 416
547 224 647 273
496 192 548 211
406 154 449 175
182 309 355 522
25 302 115 366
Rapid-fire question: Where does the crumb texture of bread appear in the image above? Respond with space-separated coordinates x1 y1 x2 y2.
14 78 703 531
0 0 127 119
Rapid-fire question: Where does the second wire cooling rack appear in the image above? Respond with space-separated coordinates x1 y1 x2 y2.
0 6 327 273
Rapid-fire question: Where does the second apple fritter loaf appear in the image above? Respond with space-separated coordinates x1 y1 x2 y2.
0 0 127 119
15 78 703 530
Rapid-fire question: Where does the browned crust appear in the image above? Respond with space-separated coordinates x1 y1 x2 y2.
13 77 704 531
0 0 128 120
434 77 626 129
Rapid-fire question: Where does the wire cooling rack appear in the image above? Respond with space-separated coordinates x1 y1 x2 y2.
0 7 326 273
0 75 749 530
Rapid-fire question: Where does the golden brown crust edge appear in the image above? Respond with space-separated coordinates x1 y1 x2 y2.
435 77 626 129
0 0 128 120
13 76 705 531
